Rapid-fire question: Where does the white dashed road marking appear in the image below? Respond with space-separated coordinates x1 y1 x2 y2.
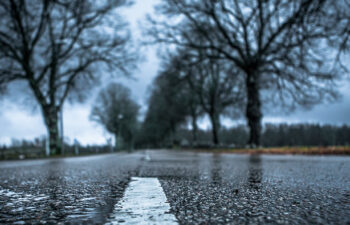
106 177 178 224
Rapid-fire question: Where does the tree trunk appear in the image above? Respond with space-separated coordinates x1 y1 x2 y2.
129 137 134 152
115 133 119 151
43 106 61 155
191 115 198 145
209 112 220 145
245 71 262 147
170 122 176 147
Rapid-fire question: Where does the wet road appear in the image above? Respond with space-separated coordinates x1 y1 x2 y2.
0 150 349 224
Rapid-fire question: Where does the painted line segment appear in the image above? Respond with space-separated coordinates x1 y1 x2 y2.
106 177 178 224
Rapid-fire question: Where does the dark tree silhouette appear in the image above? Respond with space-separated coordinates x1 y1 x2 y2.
144 49 244 146
147 0 343 147
140 67 189 147
324 0 350 70
183 80 203 145
177 50 244 145
0 0 136 154
174 123 350 148
156 52 204 145
91 83 140 150
191 60 244 145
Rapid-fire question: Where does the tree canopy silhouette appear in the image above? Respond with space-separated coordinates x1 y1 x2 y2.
147 0 346 147
0 0 136 154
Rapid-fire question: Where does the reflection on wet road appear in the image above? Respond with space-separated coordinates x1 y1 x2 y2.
0 150 349 224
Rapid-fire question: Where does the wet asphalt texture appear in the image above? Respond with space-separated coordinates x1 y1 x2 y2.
0 150 349 224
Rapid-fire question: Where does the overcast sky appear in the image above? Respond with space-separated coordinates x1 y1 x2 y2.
0 0 349 146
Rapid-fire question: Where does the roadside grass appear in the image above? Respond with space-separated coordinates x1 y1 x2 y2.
189 146 350 155
2 146 350 160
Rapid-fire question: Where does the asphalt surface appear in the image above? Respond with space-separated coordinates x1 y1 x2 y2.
0 150 349 224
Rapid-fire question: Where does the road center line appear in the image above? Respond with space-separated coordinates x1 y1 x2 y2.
106 177 178 224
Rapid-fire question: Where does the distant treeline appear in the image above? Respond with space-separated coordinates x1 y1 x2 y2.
140 123 350 148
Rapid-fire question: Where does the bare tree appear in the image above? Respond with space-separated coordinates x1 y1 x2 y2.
143 67 189 147
0 0 136 154
193 60 244 145
184 81 203 145
176 50 244 145
153 49 244 145
325 0 350 69
158 51 204 145
91 83 140 150
147 0 342 147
